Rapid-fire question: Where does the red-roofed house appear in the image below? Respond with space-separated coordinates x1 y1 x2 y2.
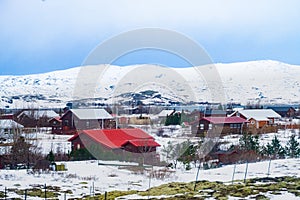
192 116 248 136
68 128 160 160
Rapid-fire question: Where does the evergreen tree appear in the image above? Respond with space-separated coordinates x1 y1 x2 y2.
165 112 181 126
285 134 300 158
239 134 260 153
46 150 55 163
271 135 286 158
178 140 196 170
263 136 286 159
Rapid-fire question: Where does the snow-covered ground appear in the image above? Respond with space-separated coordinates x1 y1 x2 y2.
0 158 299 199
1 128 300 199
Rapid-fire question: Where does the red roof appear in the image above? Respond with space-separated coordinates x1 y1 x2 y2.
202 116 248 124
54 116 62 122
68 128 160 149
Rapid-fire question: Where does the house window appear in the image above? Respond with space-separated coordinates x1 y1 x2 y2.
86 121 90 128
77 143 81 150
64 120 69 126
230 124 234 129
208 124 212 130
200 124 204 130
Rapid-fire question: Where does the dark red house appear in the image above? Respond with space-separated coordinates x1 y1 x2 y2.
59 109 115 135
192 116 248 136
49 117 62 134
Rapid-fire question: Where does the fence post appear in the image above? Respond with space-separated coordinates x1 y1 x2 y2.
244 161 249 184
194 163 201 191
44 184 47 200
267 158 271 177
232 164 236 184
64 192 66 200
92 182 95 196
25 189 27 200
104 191 107 200
4 187 7 200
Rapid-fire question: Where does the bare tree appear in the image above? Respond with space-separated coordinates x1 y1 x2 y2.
7 136 43 169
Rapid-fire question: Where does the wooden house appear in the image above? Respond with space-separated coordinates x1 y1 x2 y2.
68 128 160 162
192 116 248 136
16 110 58 127
60 109 115 135
230 109 281 129
49 117 62 134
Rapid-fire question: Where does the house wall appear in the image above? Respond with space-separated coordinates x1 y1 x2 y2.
61 111 75 132
248 119 269 129
196 119 245 136
128 116 151 125
49 119 62 134
70 135 85 151
122 143 157 153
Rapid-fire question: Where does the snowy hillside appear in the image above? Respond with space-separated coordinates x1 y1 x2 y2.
0 60 299 108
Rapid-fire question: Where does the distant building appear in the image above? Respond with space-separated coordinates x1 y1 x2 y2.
0 114 14 120
266 106 296 118
16 110 58 127
0 119 24 141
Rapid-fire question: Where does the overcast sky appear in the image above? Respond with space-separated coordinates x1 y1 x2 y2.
1 0 300 75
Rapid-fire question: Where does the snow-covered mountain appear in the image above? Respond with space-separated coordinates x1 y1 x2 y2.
0 60 299 109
